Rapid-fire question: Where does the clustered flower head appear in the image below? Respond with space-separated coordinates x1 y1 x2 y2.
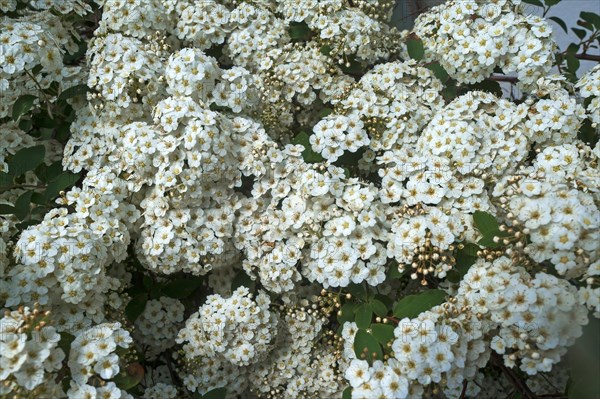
492 144 600 277
460 257 588 375
134 296 185 359
415 0 556 88
576 64 600 126
176 287 277 366
0 305 65 398
235 157 390 291
343 256 590 398
312 60 444 161
67 322 135 398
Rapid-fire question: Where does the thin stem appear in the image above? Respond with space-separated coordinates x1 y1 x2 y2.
491 353 536 399
573 53 600 62
488 75 519 83
0 184 47 191
24 69 53 119
459 380 468 399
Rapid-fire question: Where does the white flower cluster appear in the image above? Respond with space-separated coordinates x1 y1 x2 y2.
459 257 588 375
144 382 179 399
387 207 465 279
0 124 64 264
343 256 590 398
312 60 444 161
343 300 489 399
417 91 531 176
10 170 136 313
86 33 164 107
177 287 277 366
235 156 389 291
247 310 343 399
277 0 400 63
378 147 495 218
493 144 600 277
415 0 555 87
67 322 134 397
0 306 65 398
0 9 85 118
96 0 173 38
134 296 185 359
524 76 586 145
576 64 600 126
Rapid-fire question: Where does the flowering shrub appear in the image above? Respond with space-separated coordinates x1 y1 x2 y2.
1 0 599 398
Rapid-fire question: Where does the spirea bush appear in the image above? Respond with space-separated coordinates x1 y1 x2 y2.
1 0 599 398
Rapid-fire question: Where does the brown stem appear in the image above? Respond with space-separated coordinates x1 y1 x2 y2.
459 380 468 399
0 184 47 191
488 75 519 83
573 53 600 62
491 353 537 399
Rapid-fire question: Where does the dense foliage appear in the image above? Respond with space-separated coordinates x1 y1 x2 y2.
1 0 599 398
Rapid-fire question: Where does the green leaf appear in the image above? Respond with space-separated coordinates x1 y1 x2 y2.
231 269 255 291
566 53 580 76
58 332 75 358
32 111 56 129
340 57 364 75
142 275 154 291
478 234 502 248
0 204 16 215
472 80 503 97
45 171 81 200
338 302 357 325
370 299 388 318
320 45 332 56
161 277 201 299
58 84 89 101
473 211 500 236
355 303 373 329
289 22 311 40
342 386 352 399
388 260 407 279
567 318 600 399
18 118 32 132
580 12 600 30
393 289 446 319
8 145 45 177
113 363 145 391
406 39 425 61
203 387 227 399
125 293 148 322
578 119 599 146
544 0 561 5
30 192 47 205
14 191 33 220
371 323 395 346
522 0 543 6
572 27 587 40
0 172 13 189
448 242 480 283
45 161 65 182
319 108 333 118
12 95 37 121
346 283 367 301
455 243 479 275
426 63 449 82
291 131 324 163
374 294 393 310
353 329 383 365
549 16 568 33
